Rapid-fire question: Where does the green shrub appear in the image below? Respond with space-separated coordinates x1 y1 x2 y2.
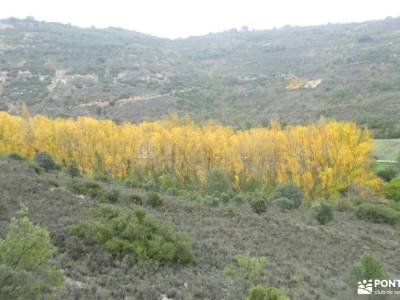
245 286 289 300
70 181 104 198
232 194 245 206
0 207 63 299
346 252 387 289
311 202 334 225
166 187 179 196
70 205 194 265
377 167 397 182
219 192 231 204
224 253 268 293
129 194 143 205
146 192 163 207
205 169 232 193
159 174 179 191
125 179 142 188
143 180 160 192
356 203 400 225
8 152 24 161
240 176 262 193
34 151 57 171
383 177 400 202
103 189 120 203
250 196 267 214
275 182 303 208
94 174 112 183
274 197 294 210
66 161 81 178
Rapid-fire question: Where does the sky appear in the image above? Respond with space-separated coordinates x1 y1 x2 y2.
0 0 399 39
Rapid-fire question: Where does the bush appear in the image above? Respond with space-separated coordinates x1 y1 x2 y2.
232 194 245 206
70 205 194 265
274 197 294 210
0 207 63 299
129 194 143 205
250 196 267 214
103 189 120 203
275 182 303 208
8 152 24 161
143 180 160 192
166 187 179 196
383 177 400 202
219 192 231 204
159 174 179 191
346 252 387 289
70 181 104 198
356 203 400 225
34 151 57 171
146 192 163 207
205 169 232 193
66 161 81 178
245 286 289 300
376 167 397 182
311 202 334 225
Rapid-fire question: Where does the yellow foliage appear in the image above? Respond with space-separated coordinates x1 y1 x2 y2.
0 111 379 198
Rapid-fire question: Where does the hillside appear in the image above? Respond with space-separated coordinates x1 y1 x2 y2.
1 155 400 299
0 17 400 134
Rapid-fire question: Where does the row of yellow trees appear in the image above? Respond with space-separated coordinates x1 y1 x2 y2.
0 110 380 197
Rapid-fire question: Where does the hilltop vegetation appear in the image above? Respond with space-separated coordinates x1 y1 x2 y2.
0 17 400 135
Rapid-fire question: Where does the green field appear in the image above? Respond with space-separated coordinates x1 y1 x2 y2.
372 139 400 161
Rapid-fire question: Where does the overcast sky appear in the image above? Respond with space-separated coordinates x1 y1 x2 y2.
1 0 399 38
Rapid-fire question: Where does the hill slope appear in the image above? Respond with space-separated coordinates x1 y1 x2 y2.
0 17 400 132
1 156 400 299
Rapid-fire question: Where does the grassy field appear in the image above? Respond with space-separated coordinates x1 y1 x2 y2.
373 139 400 161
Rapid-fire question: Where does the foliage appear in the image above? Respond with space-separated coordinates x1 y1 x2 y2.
70 205 194 265
65 161 81 178
346 252 387 289
249 196 267 214
356 203 400 225
275 182 303 208
383 177 400 202
8 152 24 161
129 194 143 205
146 192 163 207
0 113 380 198
205 168 233 194
244 286 289 300
311 202 334 225
34 151 57 171
224 253 268 292
103 189 120 203
376 167 397 182
0 207 63 299
70 180 104 198
274 197 295 210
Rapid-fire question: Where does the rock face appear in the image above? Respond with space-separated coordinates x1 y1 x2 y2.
286 74 322 90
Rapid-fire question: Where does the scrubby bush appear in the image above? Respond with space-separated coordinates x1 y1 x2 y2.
70 205 194 265
274 197 294 210
224 253 268 294
166 187 179 196
232 194 245 206
356 203 400 225
383 177 400 202
219 192 231 204
129 194 143 205
146 192 163 207
245 286 289 300
250 196 267 214
159 174 179 191
66 161 81 178
205 169 232 193
346 252 387 289
8 152 24 161
0 207 63 299
311 202 333 225
70 181 104 198
103 189 120 203
240 176 262 193
143 180 160 192
275 182 303 208
376 167 397 182
34 151 57 171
